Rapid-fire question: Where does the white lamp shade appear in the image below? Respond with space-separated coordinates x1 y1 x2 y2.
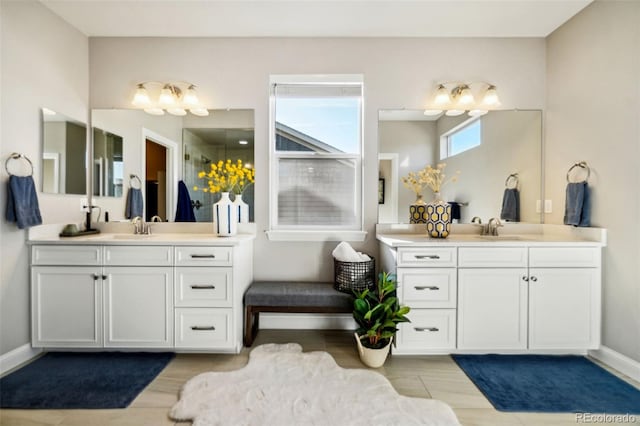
132 86 150 106
457 86 475 105
159 85 176 106
183 86 199 106
423 109 443 116
468 109 488 117
433 85 451 106
482 86 501 106
445 109 465 117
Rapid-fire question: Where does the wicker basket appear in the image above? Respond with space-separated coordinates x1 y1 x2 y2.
333 255 375 294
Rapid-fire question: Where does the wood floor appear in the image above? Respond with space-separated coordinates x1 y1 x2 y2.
1 330 639 426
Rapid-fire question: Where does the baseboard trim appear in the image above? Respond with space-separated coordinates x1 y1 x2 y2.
0 343 42 376
589 345 640 383
260 313 356 330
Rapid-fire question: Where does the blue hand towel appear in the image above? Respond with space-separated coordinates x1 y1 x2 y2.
6 175 42 229
124 187 143 219
448 201 461 221
174 180 196 222
564 182 591 227
500 188 520 222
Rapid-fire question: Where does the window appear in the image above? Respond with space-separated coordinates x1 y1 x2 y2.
441 118 482 159
268 75 364 240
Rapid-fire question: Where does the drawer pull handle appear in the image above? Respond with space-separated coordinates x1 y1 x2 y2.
414 286 440 291
101 275 107 280
92 273 100 281
191 285 216 290
522 276 529 282
530 276 538 282
191 326 216 331
415 255 440 260
414 327 439 332
190 254 216 259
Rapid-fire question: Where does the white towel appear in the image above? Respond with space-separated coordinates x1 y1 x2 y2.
332 242 370 262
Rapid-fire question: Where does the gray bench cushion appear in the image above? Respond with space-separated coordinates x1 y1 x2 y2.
244 281 353 309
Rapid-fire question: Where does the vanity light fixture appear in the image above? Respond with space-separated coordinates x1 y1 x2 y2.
131 81 209 117
424 82 501 117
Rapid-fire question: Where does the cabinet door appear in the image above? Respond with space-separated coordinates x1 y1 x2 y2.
457 268 528 350
103 267 173 347
528 268 599 350
31 266 102 347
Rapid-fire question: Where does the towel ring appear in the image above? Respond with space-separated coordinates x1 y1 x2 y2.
566 161 590 183
4 153 34 176
505 173 519 189
129 174 142 189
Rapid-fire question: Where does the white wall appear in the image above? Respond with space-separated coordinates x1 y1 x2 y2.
545 0 640 362
0 1 89 355
89 37 546 281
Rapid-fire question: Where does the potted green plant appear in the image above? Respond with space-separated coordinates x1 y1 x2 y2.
353 272 410 368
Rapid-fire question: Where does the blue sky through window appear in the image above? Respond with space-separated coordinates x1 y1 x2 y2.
449 119 481 157
275 97 360 154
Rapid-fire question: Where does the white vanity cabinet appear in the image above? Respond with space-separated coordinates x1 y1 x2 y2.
30 238 253 353
457 246 601 352
378 232 604 355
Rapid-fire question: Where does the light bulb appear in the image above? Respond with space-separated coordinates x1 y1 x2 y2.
144 108 165 116
423 109 443 116
482 85 501 106
189 108 210 117
132 84 150 107
167 107 187 116
433 84 451 106
445 109 465 117
183 85 199 106
238 140 248 145
159 84 176 106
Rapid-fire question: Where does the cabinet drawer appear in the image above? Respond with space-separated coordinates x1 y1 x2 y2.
397 247 456 267
174 308 233 349
104 246 173 266
529 247 600 268
175 246 232 267
396 309 456 351
398 268 456 308
175 267 232 307
458 247 527 268
32 245 102 266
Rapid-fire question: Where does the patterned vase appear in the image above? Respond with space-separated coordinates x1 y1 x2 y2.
232 193 249 224
409 194 428 224
426 192 452 238
213 192 238 236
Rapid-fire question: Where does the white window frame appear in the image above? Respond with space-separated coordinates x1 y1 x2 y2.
440 116 482 160
266 74 366 242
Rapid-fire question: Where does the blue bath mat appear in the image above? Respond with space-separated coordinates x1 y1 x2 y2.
0 352 174 409
453 354 640 414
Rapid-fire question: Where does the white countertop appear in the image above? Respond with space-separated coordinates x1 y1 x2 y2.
27 222 256 246
376 223 607 247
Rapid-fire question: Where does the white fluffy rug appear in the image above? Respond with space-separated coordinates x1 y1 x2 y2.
170 343 460 426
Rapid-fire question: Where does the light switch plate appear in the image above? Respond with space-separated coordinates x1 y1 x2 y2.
544 199 553 213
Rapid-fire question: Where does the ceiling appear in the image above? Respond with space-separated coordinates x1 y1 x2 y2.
40 0 592 38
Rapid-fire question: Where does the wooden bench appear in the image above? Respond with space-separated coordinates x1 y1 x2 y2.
243 281 354 347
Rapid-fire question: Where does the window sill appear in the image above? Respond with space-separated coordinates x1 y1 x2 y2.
265 230 367 242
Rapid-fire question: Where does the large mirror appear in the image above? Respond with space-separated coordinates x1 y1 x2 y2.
41 108 87 195
378 109 542 224
90 109 254 222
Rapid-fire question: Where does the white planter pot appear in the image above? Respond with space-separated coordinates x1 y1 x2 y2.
213 192 238 236
354 332 392 368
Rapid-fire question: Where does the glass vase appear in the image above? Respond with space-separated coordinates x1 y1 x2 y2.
426 192 452 238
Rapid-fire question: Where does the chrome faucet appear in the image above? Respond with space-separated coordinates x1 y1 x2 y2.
150 215 163 222
471 216 483 225
131 216 149 235
486 217 503 236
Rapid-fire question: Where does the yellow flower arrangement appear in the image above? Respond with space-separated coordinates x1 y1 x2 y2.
192 159 255 194
402 163 460 196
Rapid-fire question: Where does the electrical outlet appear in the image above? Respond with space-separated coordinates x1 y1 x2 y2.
536 200 542 213
544 199 553 213
79 198 88 212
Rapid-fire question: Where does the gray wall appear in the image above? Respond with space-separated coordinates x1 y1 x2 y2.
545 0 640 362
0 1 89 356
